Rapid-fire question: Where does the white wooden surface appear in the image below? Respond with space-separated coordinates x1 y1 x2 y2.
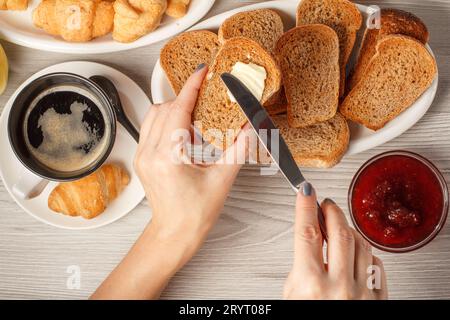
1 0 450 300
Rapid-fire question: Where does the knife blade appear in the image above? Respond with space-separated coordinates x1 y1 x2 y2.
221 73 327 238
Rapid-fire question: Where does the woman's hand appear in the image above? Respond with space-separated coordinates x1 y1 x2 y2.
91 65 248 299
135 64 248 258
284 183 388 300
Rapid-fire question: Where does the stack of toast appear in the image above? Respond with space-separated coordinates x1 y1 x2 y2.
160 0 437 168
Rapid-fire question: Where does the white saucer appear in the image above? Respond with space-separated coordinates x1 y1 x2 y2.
0 61 150 229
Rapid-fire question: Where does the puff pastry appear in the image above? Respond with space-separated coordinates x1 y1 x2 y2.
0 0 28 10
48 164 130 219
166 0 190 18
33 0 114 42
113 0 167 43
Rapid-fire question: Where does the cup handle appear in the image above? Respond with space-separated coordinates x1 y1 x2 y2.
12 170 49 200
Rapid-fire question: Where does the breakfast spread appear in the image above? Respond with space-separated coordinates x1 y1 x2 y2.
48 163 130 219
0 0 28 10
159 1 437 169
227 62 267 103
350 152 448 252
3 0 191 43
0 1 445 250
0 43 7 96
23 86 111 172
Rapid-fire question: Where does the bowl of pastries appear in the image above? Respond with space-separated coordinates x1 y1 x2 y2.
0 0 216 53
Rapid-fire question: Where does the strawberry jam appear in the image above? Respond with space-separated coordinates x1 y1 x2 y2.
350 152 448 251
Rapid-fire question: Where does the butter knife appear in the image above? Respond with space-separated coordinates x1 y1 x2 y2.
221 73 327 238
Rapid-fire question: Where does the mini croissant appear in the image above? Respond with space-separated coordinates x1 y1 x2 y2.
113 0 167 43
33 0 114 42
166 0 190 18
0 0 28 10
48 164 130 219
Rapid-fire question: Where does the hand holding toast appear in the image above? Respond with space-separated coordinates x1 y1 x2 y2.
93 65 250 299
135 64 249 258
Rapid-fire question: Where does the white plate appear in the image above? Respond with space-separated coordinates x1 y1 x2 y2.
0 61 150 229
0 0 216 54
151 0 438 156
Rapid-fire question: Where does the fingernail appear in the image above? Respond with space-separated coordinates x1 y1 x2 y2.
302 182 313 196
195 63 206 72
323 198 336 205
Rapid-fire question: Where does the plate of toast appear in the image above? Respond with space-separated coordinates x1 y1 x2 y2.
151 0 438 168
0 0 216 54
0 61 149 229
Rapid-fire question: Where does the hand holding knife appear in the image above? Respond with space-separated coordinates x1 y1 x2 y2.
221 73 327 239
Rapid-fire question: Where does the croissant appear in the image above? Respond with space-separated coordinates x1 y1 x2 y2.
166 0 190 18
32 0 114 42
113 0 167 43
48 164 130 219
0 0 28 10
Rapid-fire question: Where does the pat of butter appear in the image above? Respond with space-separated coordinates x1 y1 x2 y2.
227 62 267 103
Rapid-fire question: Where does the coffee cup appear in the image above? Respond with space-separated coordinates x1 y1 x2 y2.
8 73 117 199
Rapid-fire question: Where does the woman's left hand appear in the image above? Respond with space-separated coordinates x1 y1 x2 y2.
135 64 249 259
91 65 249 299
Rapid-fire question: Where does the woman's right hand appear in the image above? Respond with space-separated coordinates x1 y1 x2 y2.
284 182 388 300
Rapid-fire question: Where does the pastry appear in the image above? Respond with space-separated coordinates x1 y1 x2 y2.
113 0 167 43
166 0 190 18
48 164 130 219
33 0 114 42
0 0 28 10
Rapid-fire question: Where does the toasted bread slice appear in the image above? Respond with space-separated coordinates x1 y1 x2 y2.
275 25 340 128
273 113 349 168
161 30 220 95
340 35 437 130
193 37 282 150
264 87 287 116
348 8 429 91
218 9 284 54
296 0 362 97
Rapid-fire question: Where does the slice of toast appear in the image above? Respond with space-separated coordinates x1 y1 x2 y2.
348 8 429 91
296 0 362 97
160 30 220 95
193 37 282 150
340 35 437 130
275 25 340 128
218 9 284 55
273 113 350 168
264 87 287 116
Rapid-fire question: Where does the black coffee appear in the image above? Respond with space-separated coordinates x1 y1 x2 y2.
24 86 111 172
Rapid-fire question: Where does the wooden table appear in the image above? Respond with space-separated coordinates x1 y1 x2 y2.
1 0 449 300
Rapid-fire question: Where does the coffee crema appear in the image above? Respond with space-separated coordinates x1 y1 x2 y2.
24 85 111 172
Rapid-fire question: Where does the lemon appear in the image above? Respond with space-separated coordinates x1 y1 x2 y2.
0 43 8 96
